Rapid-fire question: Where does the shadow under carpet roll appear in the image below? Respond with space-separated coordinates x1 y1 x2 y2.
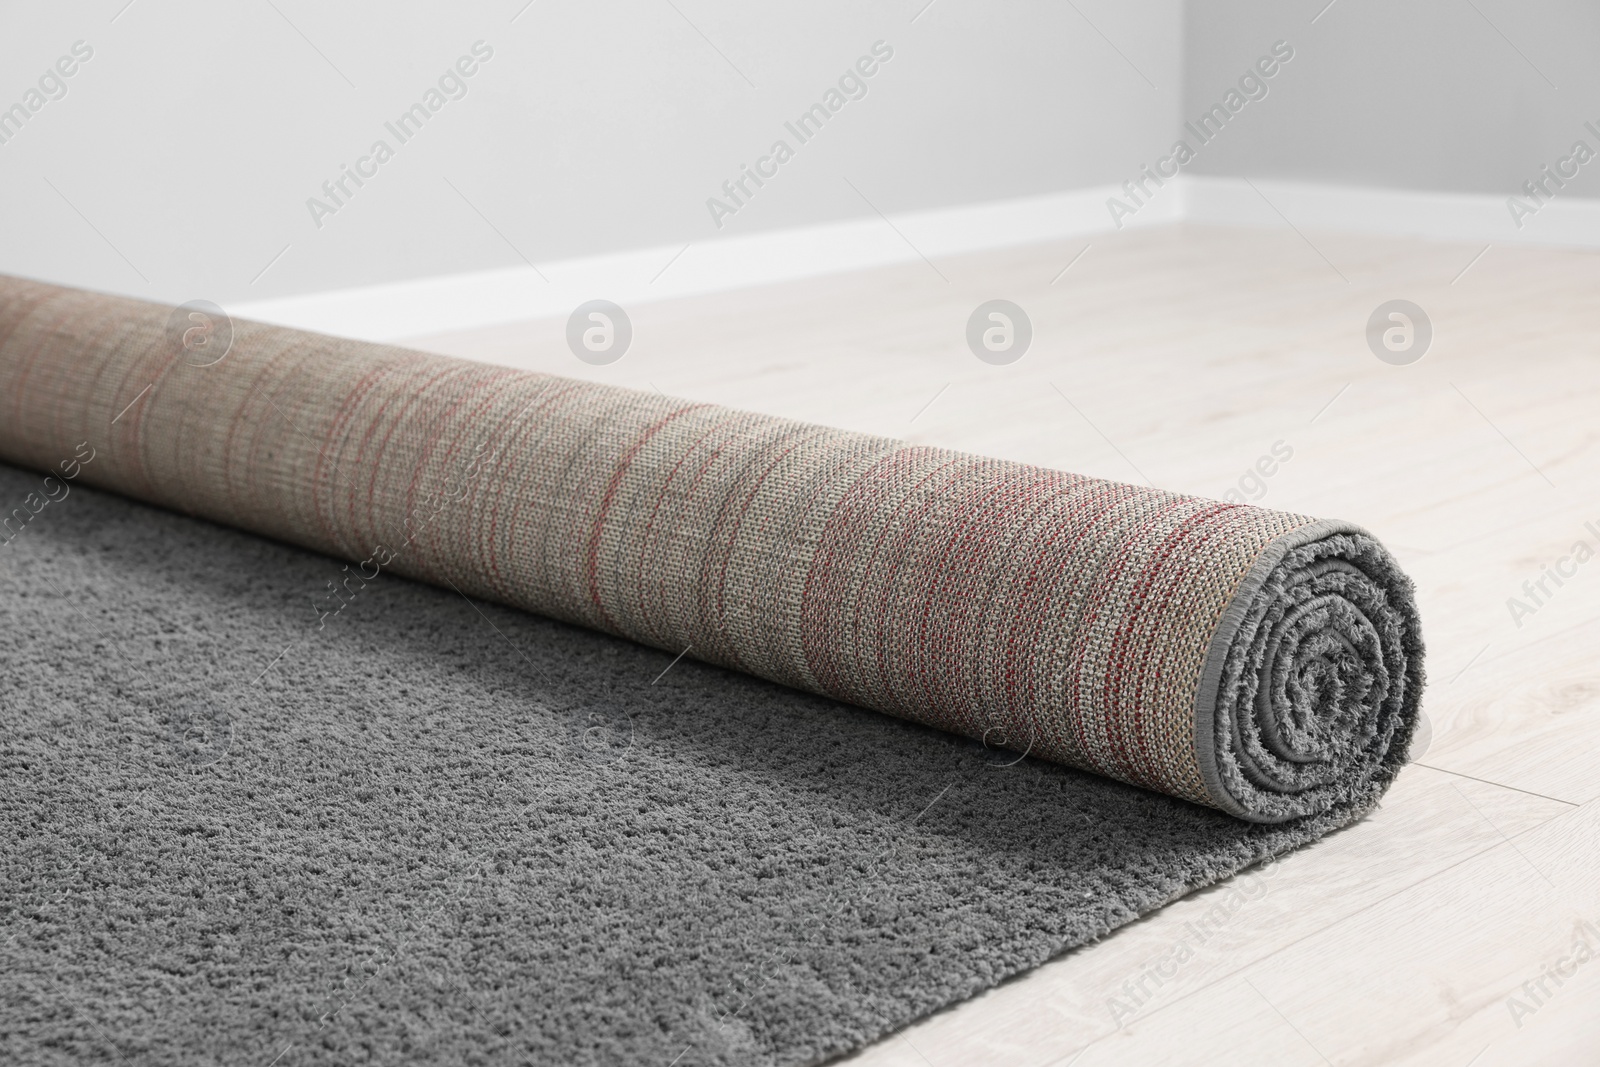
0 463 1358 1066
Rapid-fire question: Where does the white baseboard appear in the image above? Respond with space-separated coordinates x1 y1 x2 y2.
232 183 1171 343
232 176 1600 343
1182 175 1600 249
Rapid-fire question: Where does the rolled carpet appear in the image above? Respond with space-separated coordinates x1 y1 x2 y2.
0 275 1422 823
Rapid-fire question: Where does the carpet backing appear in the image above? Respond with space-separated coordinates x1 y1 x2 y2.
0 277 1425 1064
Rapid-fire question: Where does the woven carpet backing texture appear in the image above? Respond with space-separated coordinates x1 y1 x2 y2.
0 278 1424 1064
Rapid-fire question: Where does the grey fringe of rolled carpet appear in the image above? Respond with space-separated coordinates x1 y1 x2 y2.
0 276 1424 1065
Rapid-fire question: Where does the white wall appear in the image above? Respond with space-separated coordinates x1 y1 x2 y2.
0 0 1183 306
1182 0 1600 199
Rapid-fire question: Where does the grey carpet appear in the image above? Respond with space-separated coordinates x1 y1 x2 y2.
0 462 1360 1066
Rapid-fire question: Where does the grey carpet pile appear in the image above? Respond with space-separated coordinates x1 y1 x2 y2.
0 463 1361 1066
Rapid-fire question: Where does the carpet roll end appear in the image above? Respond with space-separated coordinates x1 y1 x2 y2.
1196 520 1426 824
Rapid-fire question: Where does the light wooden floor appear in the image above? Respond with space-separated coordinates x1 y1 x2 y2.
411 224 1600 1067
